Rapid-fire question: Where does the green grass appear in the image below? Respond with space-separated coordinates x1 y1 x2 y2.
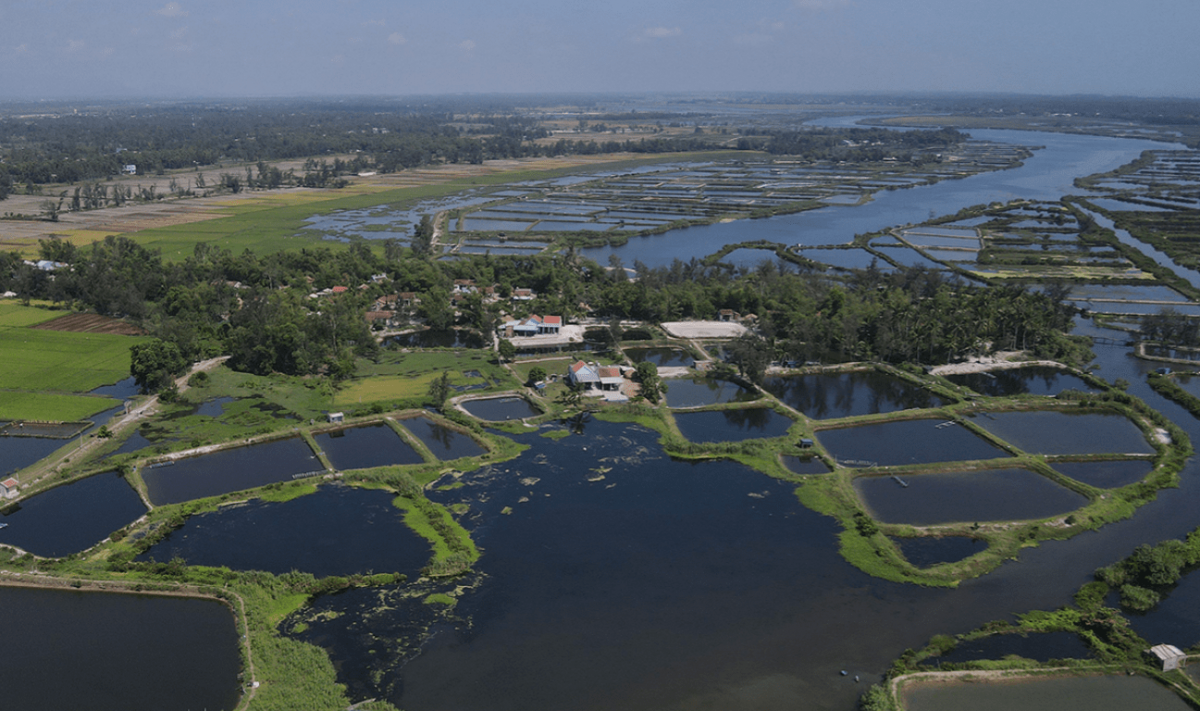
0 391 119 421
0 327 145 392
0 301 64 327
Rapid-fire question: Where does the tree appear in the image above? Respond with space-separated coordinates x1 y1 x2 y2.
130 339 187 394
412 214 435 257
427 371 453 410
498 338 516 363
527 366 547 386
634 361 662 403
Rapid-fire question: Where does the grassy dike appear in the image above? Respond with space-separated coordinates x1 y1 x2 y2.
0 402 525 711
588 366 1191 588
861 527 1200 711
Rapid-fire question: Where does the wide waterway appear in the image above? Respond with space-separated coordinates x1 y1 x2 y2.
581 128 1174 268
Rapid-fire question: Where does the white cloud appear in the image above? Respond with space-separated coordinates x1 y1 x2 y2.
15 43 28 55
459 39 476 52
365 18 386 27
388 32 406 46
642 26 682 40
156 2 188 17
66 39 86 52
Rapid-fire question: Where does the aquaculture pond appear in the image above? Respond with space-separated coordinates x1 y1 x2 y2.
664 377 758 408
762 371 947 419
138 485 430 578
386 328 487 349
817 419 1009 467
1052 459 1153 489
673 408 794 443
0 586 241 711
141 437 323 506
923 631 1091 665
855 468 1086 525
398 416 485 460
891 536 985 567
797 248 885 270
315 423 425 470
971 410 1153 456
902 674 1191 711
624 347 693 368
0 434 69 476
460 396 541 421
1123 566 1200 648
0 471 146 557
945 366 1098 397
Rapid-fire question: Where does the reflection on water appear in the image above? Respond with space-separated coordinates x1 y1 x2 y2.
0 471 146 557
945 366 1097 397
674 408 794 442
764 371 947 419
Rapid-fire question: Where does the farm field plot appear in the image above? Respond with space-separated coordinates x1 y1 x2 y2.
0 302 63 328
0 327 145 393
0 391 118 421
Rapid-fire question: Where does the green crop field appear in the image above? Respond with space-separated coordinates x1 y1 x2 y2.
0 327 144 393
0 301 64 328
0 391 120 421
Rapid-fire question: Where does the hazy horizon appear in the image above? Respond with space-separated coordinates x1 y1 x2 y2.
3 1 1198 101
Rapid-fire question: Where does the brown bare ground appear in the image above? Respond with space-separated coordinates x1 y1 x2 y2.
30 312 145 336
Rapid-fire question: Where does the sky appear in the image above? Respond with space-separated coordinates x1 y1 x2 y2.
2 0 1198 99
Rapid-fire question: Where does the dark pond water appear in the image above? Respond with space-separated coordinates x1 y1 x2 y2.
386 329 487 349
625 347 693 368
1124 566 1200 649
460 396 541 421
945 366 1099 397
665 377 758 408
856 468 1087 525
674 408 794 443
398 416 485 460
971 410 1153 456
781 454 831 474
0 586 241 711
583 129 1171 267
818 419 1009 467
315 423 425 470
141 437 323 506
0 435 68 476
109 428 175 456
139 485 430 578
1052 459 1153 489
196 396 236 417
89 376 139 399
763 371 947 419
924 631 1091 665
0 471 145 557
892 536 985 567
903 674 1191 711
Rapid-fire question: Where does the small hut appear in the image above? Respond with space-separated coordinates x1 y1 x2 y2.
1147 644 1186 672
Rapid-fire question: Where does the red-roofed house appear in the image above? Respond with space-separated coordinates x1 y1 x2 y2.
1 477 18 499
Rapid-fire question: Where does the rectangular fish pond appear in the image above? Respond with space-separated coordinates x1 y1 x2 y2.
763 371 948 419
969 410 1154 456
902 674 1192 711
137 485 431 579
817 419 1010 467
854 468 1088 526
665 377 759 408
0 586 241 711
460 396 541 422
315 422 426 470
624 347 694 368
141 437 324 506
397 416 485 460
0 471 147 557
673 408 794 443
944 366 1098 397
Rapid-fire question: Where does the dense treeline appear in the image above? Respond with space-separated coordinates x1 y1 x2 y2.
2 233 1082 387
745 126 965 161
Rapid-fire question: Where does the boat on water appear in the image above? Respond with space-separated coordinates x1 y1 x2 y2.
0 522 7 529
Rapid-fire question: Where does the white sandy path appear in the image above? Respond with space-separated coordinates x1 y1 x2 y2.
661 321 748 339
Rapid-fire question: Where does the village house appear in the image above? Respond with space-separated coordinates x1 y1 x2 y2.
1 477 19 499
567 361 624 392
512 287 536 301
1147 644 1187 672
501 314 562 338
